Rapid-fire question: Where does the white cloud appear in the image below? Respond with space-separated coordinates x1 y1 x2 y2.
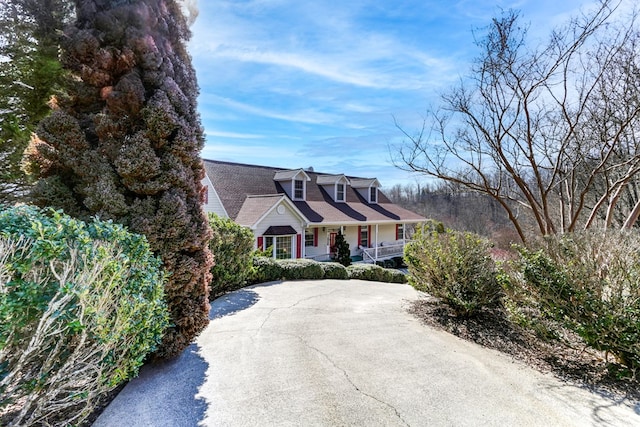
190 1 459 92
203 94 340 125
204 130 264 139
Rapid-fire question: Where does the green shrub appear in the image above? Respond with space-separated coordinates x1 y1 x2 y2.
346 263 406 283
207 214 255 299
404 227 502 317
0 205 169 426
386 268 408 284
505 231 640 372
250 256 283 284
278 259 324 280
249 256 402 284
334 231 351 267
320 262 349 280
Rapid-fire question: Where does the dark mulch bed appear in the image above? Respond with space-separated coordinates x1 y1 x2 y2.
408 297 640 402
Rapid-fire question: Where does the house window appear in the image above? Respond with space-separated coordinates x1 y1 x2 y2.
264 236 273 253
336 183 345 202
305 229 315 247
359 226 369 248
275 236 292 259
294 179 304 199
397 224 405 240
369 187 377 203
264 235 294 259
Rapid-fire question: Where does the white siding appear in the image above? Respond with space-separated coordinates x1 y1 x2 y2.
201 175 228 218
303 227 324 259
376 224 398 244
255 202 305 259
254 202 304 236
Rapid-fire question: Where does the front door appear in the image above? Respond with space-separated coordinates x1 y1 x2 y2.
329 232 337 258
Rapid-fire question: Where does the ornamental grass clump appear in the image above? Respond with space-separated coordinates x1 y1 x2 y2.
0 205 168 426
404 225 502 317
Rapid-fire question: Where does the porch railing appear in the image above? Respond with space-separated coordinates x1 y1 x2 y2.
361 242 406 263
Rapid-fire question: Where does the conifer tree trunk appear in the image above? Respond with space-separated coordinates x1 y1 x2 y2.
23 0 213 358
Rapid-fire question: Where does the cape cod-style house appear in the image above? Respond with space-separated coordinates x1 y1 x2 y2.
201 159 426 263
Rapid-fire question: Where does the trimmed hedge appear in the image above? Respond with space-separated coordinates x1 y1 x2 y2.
248 257 403 284
250 256 283 283
320 262 349 280
347 263 407 283
0 205 169 426
278 259 325 280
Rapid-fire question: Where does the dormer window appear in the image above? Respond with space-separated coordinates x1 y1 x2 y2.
294 179 304 199
336 183 345 202
274 169 311 201
369 187 377 203
350 178 381 204
317 174 349 203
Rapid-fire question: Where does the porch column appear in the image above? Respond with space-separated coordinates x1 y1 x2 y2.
375 224 379 260
301 222 306 258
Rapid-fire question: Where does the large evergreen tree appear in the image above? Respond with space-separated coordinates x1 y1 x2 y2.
23 0 213 358
0 0 72 203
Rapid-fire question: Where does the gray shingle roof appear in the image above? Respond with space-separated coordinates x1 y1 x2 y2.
203 159 425 225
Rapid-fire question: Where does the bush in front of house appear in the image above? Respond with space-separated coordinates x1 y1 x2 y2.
386 268 408 284
278 258 325 280
248 256 403 285
334 231 351 266
250 256 284 284
346 263 407 283
502 230 640 373
404 226 502 317
320 262 349 280
207 213 255 299
0 205 169 426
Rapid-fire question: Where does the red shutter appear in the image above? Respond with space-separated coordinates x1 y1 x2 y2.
313 228 318 246
257 236 264 250
368 225 372 247
296 234 302 258
357 226 362 247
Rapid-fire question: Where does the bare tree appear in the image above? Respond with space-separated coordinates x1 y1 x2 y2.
394 0 640 242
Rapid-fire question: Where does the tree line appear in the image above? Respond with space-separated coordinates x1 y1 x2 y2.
385 181 519 247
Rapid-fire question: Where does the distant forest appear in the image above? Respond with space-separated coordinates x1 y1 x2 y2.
385 182 520 247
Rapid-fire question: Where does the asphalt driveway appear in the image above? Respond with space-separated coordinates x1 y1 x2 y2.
94 279 639 426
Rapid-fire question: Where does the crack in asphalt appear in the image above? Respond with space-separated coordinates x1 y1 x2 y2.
254 289 341 336
250 288 409 425
288 332 410 427
257 308 277 332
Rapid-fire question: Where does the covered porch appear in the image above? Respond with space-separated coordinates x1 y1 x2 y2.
303 222 413 264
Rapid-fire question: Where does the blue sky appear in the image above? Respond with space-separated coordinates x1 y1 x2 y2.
188 0 598 188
